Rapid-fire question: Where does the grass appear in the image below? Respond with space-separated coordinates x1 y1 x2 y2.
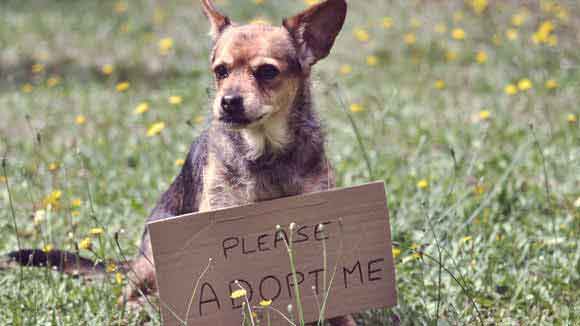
1 0 579 324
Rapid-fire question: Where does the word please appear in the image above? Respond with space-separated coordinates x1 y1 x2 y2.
221 221 332 259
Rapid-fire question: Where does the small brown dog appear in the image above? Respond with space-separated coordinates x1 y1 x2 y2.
6 0 353 324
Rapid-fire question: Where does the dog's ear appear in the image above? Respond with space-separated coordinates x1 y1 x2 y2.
283 0 347 70
200 0 231 40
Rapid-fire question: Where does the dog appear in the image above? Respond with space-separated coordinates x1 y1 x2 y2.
5 0 353 324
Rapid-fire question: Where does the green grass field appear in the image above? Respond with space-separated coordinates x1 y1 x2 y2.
1 0 579 324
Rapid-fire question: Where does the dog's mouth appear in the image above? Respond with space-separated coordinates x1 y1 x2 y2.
218 113 266 129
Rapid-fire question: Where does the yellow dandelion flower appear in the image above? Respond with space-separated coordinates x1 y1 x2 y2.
339 64 352 75
158 37 174 54
194 115 205 124
114 1 128 14
417 179 429 190
366 55 379 66
115 272 124 284
532 21 554 44
46 76 61 88
146 121 166 137
479 110 491 121
42 190 62 209
517 78 532 91
545 79 559 89
71 210 81 217
451 28 466 40
547 35 558 46
75 115 86 125
461 236 472 243
168 96 183 105
106 263 117 273
434 79 446 90
475 51 487 64
354 28 370 42
304 0 319 5
434 23 447 34
79 237 92 250
504 84 518 95
133 102 149 115
445 50 457 62
474 184 485 195
90 227 104 236
259 299 272 307
506 29 518 41
392 247 401 259
567 114 577 124
382 17 393 29
32 63 44 74
71 198 82 207
175 159 185 166
101 64 114 76
116 82 130 92
230 289 247 299
469 0 488 15
42 244 54 253
0 176 5 183
349 103 364 113
403 33 416 45
48 162 59 172
21 83 33 93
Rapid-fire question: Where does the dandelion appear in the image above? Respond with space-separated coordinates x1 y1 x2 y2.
115 272 124 284
474 184 485 195
175 159 185 166
158 37 174 55
101 64 114 75
366 55 379 66
116 82 130 92
304 0 319 5
354 28 370 42
71 211 81 217
75 115 86 125
146 121 165 137
106 263 117 273
434 23 447 34
547 35 558 46
230 289 247 299
42 244 54 253
194 115 204 124
21 83 33 93
403 33 416 45
545 79 559 89
568 114 577 124
133 102 149 115
382 17 393 29
469 0 488 15
392 247 401 259
48 162 59 172
339 64 352 75
511 13 526 27
90 227 104 236
259 299 272 307
445 50 457 61
42 190 62 209
434 80 446 90
349 103 364 113
475 51 487 64
168 96 183 105
31 63 44 74
79 237 92 250
451 28 466 40
517 78 532 91
46 76 61 88
71 198 82 207
506 29 518 40
532 21 554 44
461 236 473 243
417 179 429 190
479 110 491 121
504 84 518 95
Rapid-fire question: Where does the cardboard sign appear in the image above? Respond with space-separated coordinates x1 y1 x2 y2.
148 181 397 326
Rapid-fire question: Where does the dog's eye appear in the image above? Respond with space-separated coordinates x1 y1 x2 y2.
254 64 280 81
214 65 229 80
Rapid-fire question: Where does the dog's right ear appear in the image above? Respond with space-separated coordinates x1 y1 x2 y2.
283 0 347 70
200 0 230 40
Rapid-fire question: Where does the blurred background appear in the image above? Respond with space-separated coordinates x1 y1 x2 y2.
1 0 579 324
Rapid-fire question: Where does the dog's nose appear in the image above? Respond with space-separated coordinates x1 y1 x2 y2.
221 95 244 113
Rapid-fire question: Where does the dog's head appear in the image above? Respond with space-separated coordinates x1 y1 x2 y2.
201 0 347 130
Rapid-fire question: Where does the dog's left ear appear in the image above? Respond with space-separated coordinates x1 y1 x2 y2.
200 0 231 40
283 0 347 70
